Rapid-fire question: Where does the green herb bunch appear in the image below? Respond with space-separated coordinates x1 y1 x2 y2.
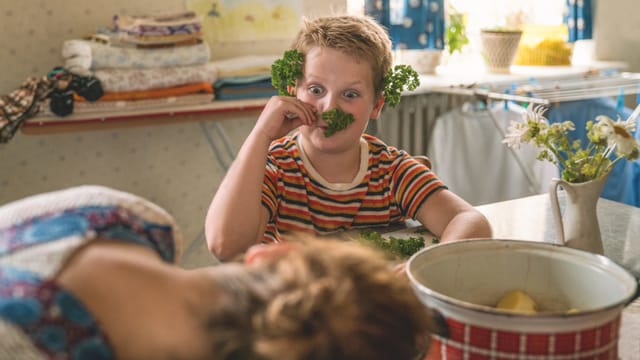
359 229 434 259
271 49 304 96
321 108 355 137
382 65 420 108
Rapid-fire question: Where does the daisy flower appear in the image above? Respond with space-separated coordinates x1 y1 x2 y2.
502 104 640 183
594 115 639 160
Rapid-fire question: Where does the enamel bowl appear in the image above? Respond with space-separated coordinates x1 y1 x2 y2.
395 49 442 74
407 239 637 359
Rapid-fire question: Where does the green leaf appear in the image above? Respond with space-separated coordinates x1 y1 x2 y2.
446 11 469 55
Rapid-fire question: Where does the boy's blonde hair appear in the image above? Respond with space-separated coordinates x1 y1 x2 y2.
210 237 434 360
291 15 393 98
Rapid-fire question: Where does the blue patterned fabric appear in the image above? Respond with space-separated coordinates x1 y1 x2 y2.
563 0 593 42
0 205 176 262
0 197 178 359
0 266 112 359
547 97 639 207
365 0 444 50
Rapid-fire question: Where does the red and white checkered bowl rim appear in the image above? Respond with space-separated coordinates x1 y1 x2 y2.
427 316 621 359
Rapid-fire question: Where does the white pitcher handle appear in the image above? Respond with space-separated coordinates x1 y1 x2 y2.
549 178 567 245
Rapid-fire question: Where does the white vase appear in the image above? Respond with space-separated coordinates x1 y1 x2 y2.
549 175 608 255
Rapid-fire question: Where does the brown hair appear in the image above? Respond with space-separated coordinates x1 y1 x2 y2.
210 237 433 360
290 15 393 98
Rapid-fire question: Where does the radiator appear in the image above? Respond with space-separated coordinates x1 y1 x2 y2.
367 93 462 156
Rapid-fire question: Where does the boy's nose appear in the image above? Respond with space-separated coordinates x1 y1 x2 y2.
319 92 339 113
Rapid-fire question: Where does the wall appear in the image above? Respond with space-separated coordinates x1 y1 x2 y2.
593 0 640 107
0 0 346 267
594 0 640 72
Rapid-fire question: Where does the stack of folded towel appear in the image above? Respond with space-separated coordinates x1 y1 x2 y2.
211 55 280 101
113 11 203 47
60 11 217 112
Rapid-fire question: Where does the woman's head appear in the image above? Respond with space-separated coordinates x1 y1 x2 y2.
291 15 393 98
207 237 433 360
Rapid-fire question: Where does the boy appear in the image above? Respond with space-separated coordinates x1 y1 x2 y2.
205 15 492 260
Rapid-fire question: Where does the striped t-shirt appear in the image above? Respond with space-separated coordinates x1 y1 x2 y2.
261 133 446 243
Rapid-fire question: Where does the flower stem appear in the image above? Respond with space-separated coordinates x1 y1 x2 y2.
544 138 568 169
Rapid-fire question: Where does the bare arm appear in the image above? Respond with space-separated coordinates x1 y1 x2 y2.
205 96 316 260
415 189 493 242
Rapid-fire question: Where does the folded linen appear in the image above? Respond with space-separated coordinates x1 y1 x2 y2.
114 11 202 37
214 90 278 101
42 93 213 116
214 78 277 100
212 55 280 78
74 82 213 102
116 32 203 46
62 39 210 72
94 63 218 92
213 73 271 87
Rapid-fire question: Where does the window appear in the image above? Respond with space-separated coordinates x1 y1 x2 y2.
348 0 569 63
348 0 566 27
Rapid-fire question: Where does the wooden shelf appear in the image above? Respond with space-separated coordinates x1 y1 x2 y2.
22 98 269 134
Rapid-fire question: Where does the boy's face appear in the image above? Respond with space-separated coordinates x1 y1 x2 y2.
296 46 384 153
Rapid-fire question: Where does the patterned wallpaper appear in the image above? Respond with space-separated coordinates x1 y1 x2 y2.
0 0 346 267
0 116 257 267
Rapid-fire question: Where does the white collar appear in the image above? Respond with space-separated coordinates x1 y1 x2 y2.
297 136 369 191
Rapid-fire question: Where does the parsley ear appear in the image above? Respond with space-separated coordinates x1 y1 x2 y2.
382 65 420 108
271 49 304 96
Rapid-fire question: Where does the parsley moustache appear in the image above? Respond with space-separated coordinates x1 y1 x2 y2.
321 108 355 137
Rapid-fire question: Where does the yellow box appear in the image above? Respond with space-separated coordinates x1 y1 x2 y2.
515 24 573 66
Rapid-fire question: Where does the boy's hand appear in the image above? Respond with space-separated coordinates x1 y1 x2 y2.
256 96 317 140
392 261 409 281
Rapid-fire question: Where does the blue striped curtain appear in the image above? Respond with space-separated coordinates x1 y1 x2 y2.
365 0 444 50
563 0 593 42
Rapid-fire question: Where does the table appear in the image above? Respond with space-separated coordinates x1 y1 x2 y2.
475 192 640 278
473 192 640 359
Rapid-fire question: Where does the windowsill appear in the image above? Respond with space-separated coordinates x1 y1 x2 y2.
413 60 629 93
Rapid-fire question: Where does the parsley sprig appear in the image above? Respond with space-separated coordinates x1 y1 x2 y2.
359 229 436 259
271 49 304 96
382 65 420 108
321 108 355 137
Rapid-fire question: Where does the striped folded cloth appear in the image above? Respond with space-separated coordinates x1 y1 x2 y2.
113 11 202 37
62 39 211 72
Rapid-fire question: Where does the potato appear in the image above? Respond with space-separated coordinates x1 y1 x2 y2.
496 290 538 314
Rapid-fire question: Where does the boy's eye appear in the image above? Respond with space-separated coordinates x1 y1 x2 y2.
344 90 359 99
308 86 323 95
